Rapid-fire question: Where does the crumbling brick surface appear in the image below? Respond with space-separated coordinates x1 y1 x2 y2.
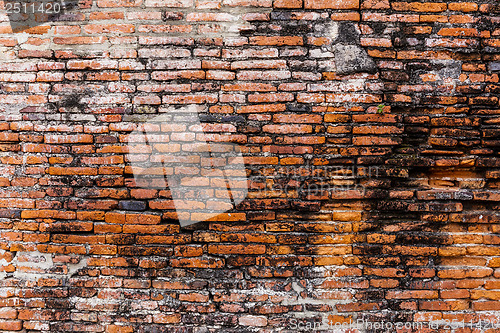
0 0 499 332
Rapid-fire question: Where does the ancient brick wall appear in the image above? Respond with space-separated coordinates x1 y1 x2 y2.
0 0 499 332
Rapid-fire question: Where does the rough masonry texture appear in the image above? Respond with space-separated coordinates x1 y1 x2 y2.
0 0 499 332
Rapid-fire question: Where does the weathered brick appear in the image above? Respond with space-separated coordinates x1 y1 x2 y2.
305 0 358 9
